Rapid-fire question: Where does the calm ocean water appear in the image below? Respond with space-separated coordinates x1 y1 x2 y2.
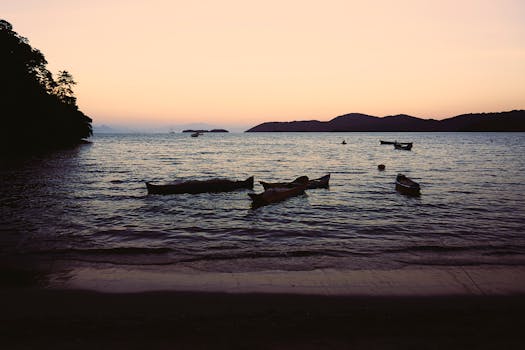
1 132 525 272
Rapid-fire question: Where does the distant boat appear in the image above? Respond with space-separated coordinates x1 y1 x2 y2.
381 140 413 146
249 177 309 208
395 174 420 196
260 174 330 190
191 132 200 137
146 176 254 195
394 142 412 150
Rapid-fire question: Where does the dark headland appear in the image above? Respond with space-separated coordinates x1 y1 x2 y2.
0 20 92 154
246 110 525 132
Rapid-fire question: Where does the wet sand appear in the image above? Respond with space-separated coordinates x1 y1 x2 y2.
58 265 525 295
1 266 525 349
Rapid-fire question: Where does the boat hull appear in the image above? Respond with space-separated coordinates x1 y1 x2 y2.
381 140 413 148
394 143 412 150
249 178 309 208
146 176 254 195
395 174 420 196
260 174 330 191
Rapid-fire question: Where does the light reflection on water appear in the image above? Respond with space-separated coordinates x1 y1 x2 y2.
1 132 525 271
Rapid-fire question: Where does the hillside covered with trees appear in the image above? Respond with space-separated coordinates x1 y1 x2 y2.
0 19 92 153
246 110 525 132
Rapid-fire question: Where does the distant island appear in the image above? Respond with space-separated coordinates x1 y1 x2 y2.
182 129 229 133
246 110 525 132
0 19 92 154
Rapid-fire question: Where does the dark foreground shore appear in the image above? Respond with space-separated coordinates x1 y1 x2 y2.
2 288 525 349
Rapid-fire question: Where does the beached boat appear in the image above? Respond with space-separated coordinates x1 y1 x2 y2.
395 174 420 196
146 176 254 195
249 177 309 208
260 174 330 190
394 142 412 150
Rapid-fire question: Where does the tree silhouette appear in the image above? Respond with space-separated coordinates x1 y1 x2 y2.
0 19 92 154
55 70 77 106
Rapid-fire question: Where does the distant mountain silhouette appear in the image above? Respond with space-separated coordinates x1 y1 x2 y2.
92 125 136 134
246 110 525 132
0 19 92 154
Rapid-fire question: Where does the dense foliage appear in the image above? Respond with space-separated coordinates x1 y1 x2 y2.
0 19 92 152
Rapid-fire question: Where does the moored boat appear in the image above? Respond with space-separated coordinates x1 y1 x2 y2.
249 177 309 208
146 176 254 195
395 174 420 196
260 174 330 190
381 140 413 147
394 142 412 150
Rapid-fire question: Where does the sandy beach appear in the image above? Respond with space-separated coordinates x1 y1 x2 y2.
2 265 525 349
55 264 525 296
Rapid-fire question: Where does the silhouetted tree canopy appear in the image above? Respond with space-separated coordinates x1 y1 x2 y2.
0 19 92 153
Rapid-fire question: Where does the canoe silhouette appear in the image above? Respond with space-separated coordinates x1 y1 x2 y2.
394 142 413 150
260 174 330 191
146 176 254 195
249 177 309 208
395 174 420 196
380 140 412 146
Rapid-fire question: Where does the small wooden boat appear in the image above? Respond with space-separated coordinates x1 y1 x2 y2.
394 142 412 150
381 140 413 146
146 176 254 195
249 177 309 208
260 174 330 191
395 174 420 196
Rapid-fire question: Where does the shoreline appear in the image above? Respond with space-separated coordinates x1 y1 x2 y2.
53 264 525 296
3 261 525 295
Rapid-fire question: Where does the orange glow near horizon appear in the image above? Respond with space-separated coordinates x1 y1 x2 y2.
2 0 525 127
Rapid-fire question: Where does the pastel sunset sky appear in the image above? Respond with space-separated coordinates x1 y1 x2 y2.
2 0 524 128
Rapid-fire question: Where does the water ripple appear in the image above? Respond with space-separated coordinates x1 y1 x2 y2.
1 132 524 270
